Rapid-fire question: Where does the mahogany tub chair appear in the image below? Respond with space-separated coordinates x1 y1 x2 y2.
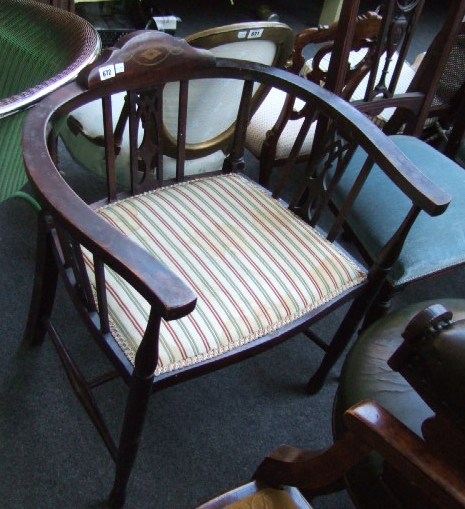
22 31 451 508
0 0 100 205
198 302 465 509
245 0 425 188
59 21 294 187
333 299 465 508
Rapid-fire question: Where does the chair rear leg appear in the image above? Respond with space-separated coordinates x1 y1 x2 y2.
360 280 396 331
306 296 367 395
258 136 278 187
23 213 58 346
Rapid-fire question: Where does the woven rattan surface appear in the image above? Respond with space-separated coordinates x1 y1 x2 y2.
432 29 465 108
0 0 100 117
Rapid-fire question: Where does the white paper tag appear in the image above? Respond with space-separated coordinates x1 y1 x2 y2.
99 65 115 81
247 28 264 39
237 30 248 39
115 63 125 74
152 16 179 31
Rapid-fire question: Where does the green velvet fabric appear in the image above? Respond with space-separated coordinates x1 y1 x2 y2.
332 135 465 287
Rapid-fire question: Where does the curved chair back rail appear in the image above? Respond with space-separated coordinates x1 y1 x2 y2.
0 0 99 203
22 31 450 508
59 21 294 185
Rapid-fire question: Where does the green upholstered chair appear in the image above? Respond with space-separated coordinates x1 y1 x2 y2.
329 135 465 325
333 298 465 508
321 1 465 325
0 0 100 205
22 31 451 507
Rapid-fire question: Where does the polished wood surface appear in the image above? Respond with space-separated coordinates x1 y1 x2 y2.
198 398 465 509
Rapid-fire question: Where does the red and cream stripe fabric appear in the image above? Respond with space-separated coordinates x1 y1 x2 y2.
89 174 366 375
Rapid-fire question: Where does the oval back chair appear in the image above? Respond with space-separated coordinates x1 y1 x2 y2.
59 21 294 187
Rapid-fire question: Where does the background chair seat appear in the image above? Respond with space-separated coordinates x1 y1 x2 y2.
246 49 418 163
245 88 316 161
61 92 227 186
333 298 465 507
196 482 312 509
331 134 465 288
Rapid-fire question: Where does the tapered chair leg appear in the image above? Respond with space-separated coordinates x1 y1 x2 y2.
360 280 395 331
23 213 58 346
108 375 154 508
306 295 370 394
258 136 278 187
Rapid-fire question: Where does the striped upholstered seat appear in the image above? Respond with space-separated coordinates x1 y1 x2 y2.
87 174 366 374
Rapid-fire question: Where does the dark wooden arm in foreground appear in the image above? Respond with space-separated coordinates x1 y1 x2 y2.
254 400 465 509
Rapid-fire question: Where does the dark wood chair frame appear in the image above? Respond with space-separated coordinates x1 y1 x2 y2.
22 31 450 508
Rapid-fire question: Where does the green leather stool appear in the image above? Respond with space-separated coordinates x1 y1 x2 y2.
333 298 465 508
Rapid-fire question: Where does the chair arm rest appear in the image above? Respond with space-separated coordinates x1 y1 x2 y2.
352 92 425 118
344 400 465 509
320 84 451 217
24 86 196 322
253 432 369 493
254 399 465 508
60 195 197 321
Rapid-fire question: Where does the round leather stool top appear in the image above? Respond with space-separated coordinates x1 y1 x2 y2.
333 298 465 508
